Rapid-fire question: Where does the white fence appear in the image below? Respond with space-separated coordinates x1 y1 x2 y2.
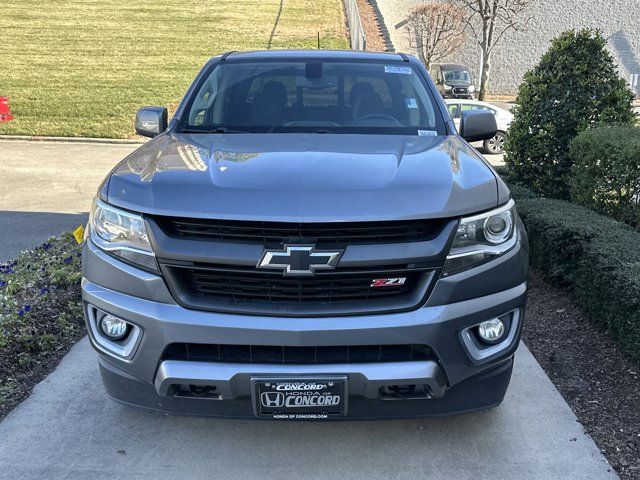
344 0 366 50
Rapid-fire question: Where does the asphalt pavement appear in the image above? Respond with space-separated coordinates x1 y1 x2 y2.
0 140 140 260
0 139 613 479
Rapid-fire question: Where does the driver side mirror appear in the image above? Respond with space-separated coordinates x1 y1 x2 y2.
459 110 497 142
135 106 168 138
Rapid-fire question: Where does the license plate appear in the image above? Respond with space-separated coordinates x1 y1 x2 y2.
251 376 347 419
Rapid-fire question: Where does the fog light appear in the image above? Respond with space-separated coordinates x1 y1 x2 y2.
477 318 505 343
99 314 129 340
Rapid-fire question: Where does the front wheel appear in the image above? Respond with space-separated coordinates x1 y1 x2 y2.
483 131 506 154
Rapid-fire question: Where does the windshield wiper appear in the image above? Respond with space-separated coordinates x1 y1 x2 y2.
180 127 248 134
209 127 248 134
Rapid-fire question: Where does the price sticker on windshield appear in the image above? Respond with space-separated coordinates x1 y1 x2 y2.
384 65 412 75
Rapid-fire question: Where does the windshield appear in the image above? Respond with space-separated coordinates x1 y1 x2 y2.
443 70 471 83
180 59 445 135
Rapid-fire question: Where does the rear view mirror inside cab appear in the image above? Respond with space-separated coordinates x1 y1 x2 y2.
305 62 323 79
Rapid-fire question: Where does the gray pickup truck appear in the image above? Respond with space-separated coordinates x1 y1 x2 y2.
82 50 528 420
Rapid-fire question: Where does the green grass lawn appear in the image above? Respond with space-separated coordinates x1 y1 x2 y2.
0 0 347 138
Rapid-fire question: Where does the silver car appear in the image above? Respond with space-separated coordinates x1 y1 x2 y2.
445 99 514 154
82 50 528 420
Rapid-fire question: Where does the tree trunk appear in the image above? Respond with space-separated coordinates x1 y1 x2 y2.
418 50 428 69
478 5 495 101
419 48 431 71
478 51 490 100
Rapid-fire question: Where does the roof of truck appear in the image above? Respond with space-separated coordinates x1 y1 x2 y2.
218 50 412 62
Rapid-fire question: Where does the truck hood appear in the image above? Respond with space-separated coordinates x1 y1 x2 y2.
444 81 472 88
107 133 498 222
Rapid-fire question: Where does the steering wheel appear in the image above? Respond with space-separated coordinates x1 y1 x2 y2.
351 114 403 127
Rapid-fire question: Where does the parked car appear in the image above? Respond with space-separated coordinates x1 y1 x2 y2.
445 99 514 154
429 63 475 99
82 50 528 420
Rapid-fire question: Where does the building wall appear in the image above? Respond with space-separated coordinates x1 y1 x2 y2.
375 0 640 95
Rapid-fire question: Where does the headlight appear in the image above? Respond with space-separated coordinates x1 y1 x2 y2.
443 199 518 275
468 85 475 92
89 199 158 271
444 84 453 91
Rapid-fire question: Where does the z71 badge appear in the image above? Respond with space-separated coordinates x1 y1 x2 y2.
370 277 407 287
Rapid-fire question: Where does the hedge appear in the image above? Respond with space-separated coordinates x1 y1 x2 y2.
505 184 640 363
570 125 640 229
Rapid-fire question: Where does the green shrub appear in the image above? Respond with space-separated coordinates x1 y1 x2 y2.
505 29 635 199
570 125 640 228
516 197 640 362
506 183 537 200
493 165 537 199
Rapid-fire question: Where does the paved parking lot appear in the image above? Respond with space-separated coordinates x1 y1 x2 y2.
0 140 140 260
0 139 613 479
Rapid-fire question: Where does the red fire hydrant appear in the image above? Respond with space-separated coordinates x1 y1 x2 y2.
0 97 14 122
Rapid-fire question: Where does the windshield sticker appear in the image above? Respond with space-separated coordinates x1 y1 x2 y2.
384 65 412 75
405 98 418 109
418 130 437 136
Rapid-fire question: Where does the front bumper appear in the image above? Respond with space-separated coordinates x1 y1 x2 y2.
82 237 528 419
442 92 474 99
99 352 514 419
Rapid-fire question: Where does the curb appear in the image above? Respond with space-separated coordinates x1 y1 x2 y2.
0 135 146 145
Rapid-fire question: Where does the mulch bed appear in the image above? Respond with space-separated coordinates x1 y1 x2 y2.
524 272 640 480
0 234 85 420
0 303 85 420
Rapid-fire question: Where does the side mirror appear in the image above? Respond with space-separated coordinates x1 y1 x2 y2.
459 110 497 142
135 106 168 138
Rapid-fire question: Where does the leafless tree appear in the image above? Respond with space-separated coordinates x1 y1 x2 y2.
404 3 467 71
450 0 532 100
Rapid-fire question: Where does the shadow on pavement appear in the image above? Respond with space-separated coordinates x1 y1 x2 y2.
0 210 88 262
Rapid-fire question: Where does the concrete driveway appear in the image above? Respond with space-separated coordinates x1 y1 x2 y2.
0 139 614 479
0 338 615 479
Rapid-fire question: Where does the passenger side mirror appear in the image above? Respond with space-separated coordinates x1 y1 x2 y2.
135 106 168 138
459 110 497 142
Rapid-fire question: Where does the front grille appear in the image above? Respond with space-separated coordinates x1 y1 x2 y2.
163 343 435 364
162 263 435 316
153 216 446 245
172 264 426 302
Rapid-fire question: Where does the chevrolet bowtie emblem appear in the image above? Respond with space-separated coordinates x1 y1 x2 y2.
257 245 343 276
